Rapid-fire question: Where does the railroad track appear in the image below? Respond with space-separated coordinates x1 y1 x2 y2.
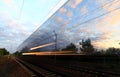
12 57 62 77
30 60 120 77
48 60 120 77
44 59 120 77
64 64 120 77
18 56 120 77
18 56 96 77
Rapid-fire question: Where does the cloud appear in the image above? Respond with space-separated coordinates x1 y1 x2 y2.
94 0 120 37
73 18 119 49
102 0 120 11
80 6 88 15
100 31 114 40
1 0 18 12
59 0 120 49
97 0 109 4
56 17 63 22
37 0 67 28
2 0 15 5
93 39 120 49
0 12 34 52
92 29 119 49
63 20 69 25
59 7 67 13
67 11 73 17
7 19 27 31
68 0 82 8
95 8 120 32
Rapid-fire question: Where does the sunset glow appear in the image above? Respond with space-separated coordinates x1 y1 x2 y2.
0 0 120 53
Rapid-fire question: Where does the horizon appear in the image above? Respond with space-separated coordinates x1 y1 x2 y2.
0 0 120 53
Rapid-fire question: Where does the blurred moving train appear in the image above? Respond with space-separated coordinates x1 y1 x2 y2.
22 51 82 56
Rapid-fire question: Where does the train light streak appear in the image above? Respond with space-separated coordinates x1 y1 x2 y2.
22 51 77 55
30 43 55 50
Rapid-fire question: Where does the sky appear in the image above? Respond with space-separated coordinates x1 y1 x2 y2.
0 0 67 53
0 0 120 53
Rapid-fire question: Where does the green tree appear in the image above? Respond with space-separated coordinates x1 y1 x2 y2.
21 46 29 52
0 48 9 56
13 51 21 56
105 47 120 55
93 49 105 55
79 38 94 54
62 43 77 51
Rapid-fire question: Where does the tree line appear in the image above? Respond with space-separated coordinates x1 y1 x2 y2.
0 48 9 56
15 38 120 55
61 38 120 55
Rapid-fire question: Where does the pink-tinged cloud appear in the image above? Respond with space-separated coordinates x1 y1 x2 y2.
67 11 73 17
80 6 88 15
68 0 82 8
59 7 67 13
2 0 17 9
98 0 120 30
1 0 19 15
92 30 120 49
63 20 69 26
56 17 63 22
2 0 14 5
7 19 27 31
97 0 109 4
60 20 69 31
100 31 114 40
95 0 120 32
96 10 120 32
102 0 120 11
93 39 120 49
0 12 30 37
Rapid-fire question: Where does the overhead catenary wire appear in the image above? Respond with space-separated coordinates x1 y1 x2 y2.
17 0 24 20
74 0 119 20
16 0 25 50
26 0 117 46
18 0 120 50
57 0 120 33
46 0 120 35
38 0 119 34
18 0 68 50
31 0 120 46
29 1 120 50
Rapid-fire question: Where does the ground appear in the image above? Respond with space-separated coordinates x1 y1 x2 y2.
0 56 30 77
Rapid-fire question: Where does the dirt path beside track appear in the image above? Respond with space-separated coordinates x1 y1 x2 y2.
0 56 30 77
